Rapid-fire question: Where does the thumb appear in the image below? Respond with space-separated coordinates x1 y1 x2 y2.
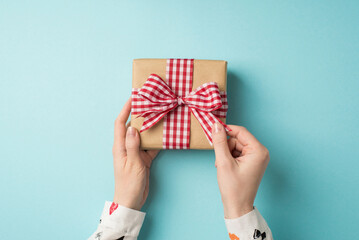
125 127 142 162
212 122 232 167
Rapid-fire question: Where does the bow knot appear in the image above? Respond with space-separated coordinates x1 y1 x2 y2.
177 97 184 106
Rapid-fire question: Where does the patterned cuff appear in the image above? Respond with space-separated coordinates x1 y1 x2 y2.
225 207 272 240
99 201 146 238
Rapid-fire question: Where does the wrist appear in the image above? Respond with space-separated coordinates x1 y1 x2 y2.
223 203 254 219
113 193 142 211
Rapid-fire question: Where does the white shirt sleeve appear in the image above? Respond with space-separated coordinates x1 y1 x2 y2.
225 207 273 240
88 201 146 240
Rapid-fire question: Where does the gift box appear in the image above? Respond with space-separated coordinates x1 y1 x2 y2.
130 58 230 150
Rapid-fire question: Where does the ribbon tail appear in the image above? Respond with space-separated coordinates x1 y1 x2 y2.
189 108 231 145
140 108 173 132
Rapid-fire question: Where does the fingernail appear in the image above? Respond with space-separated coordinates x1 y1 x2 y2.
214 122 222 133
127 127 136 136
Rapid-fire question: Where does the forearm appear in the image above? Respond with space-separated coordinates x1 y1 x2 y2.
88 201 145 240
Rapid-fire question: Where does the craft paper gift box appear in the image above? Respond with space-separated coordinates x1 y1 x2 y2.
131 58 230 150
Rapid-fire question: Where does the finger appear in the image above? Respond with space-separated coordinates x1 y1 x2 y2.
146 150 160 160
232 150 242 158
143 168 151 205
125 126 142 162
212 122 233 166
227 125 261 147
227 137 244 152
227 137 235 152
227 137 244 158
113 98 132 158
140 150 159 168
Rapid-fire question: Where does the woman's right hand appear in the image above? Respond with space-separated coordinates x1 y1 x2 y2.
112 99 159 211
212 123 270 219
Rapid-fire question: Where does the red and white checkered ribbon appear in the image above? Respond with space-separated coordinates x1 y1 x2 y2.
131 59 230 149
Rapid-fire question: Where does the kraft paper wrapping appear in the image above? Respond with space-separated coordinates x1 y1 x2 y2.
131 59 227 150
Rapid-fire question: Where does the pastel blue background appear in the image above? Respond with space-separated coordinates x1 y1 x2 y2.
1 0 358 239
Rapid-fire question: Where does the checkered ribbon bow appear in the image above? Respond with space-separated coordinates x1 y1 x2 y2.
132 73 230 146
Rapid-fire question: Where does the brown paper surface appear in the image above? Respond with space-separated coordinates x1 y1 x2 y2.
131 59 227 150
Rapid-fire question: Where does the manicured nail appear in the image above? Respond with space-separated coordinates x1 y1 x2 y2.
127 127 136 136
214 122 222 133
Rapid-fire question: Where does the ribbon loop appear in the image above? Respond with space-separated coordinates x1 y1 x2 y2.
137 74 177 104
184 82 223 112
